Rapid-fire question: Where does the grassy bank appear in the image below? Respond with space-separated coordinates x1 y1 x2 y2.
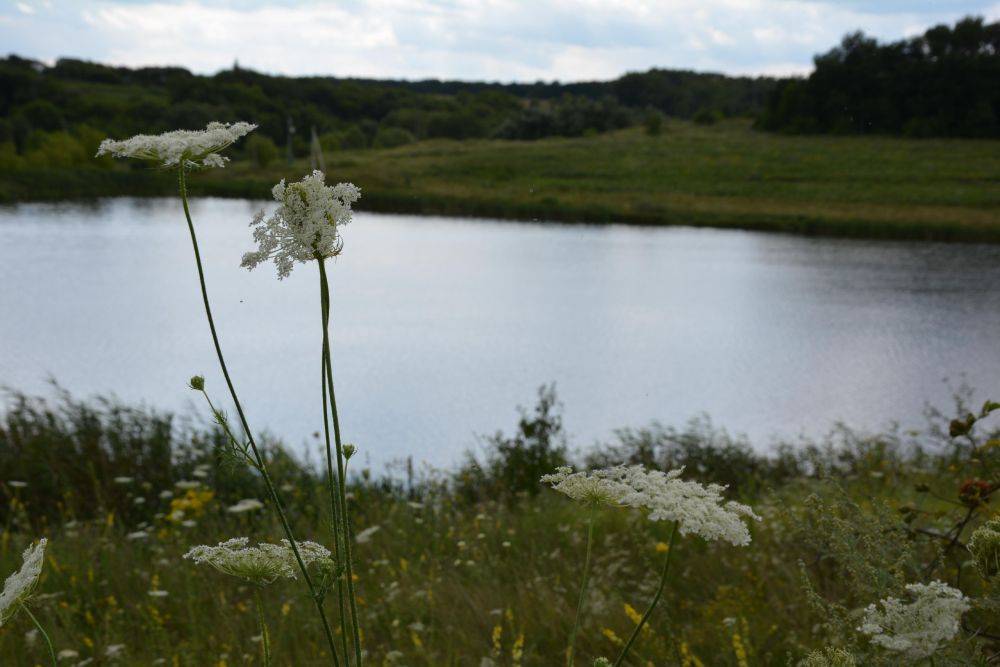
3 120 999 242
2 387 1000 665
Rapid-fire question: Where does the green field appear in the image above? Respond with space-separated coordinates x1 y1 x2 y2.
4 120 999 242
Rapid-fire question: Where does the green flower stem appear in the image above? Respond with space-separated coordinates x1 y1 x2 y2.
318 257 363 666
22 605 56 667
613 521 678 667
321 330 351 661
177 166 341 667
254 588 272 667
567 504 597 667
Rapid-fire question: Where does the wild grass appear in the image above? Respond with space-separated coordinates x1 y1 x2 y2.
2 386 999 665
4 120 999 241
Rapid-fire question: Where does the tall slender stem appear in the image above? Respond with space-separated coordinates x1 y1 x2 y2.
177 167 341 666
567 505 597 667
318 258 363 665
22 605 56 667
613 522 678 667
320 298 351 662
254 588 272 667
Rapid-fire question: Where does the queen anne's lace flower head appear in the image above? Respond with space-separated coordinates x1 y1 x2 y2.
541 465 760 546
96 122 256 169
800 648 857 666
0 538 46 626
184 537 331 586
541 467 631 507
858 580 969 660
241 170 361 278
968 515 1000 578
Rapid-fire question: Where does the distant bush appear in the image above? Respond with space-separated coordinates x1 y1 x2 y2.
245 134 279 167
372 126 416 149
643 109 664 135
693 108 722 125
456 384 568 501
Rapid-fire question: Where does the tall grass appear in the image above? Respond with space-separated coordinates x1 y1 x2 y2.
2 386 1000 664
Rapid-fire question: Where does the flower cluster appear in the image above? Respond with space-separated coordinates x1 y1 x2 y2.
540 466 631 506
241 170 361 278
800 647 857 667
0 538 46 626
858 580 969 660
542 465 760 546
969 516 1000 578
96 122 256 169
184 538 332 586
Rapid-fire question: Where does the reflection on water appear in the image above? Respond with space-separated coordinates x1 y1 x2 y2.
2 198 999 468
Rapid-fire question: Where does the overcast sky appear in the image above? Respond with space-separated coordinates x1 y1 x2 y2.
3 1 998 81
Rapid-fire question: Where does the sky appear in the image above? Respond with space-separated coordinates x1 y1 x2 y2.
2 0 999 82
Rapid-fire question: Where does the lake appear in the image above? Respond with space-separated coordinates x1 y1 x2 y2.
2 198 999 470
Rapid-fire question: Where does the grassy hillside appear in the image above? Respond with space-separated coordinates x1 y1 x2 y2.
3 120 999 241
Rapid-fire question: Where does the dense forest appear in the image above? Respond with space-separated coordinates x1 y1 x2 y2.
758 16 1000 137
0 55 774 169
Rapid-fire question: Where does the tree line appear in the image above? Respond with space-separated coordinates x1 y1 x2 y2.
758 16 999 138
0 53 775 168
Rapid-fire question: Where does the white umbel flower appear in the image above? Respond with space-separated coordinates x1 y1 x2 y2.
0 538 46 626
543 465 760 546
858 580 969 660
227 498 265 514
540 466 631 506
241 170 361 278
96 122 256 169
184 537 331 586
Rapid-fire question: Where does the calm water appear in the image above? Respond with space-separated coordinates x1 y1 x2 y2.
2 198 999 469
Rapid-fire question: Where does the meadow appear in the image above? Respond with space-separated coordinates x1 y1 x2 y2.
2 119 999 667
2 384 999 666
4 120 999 242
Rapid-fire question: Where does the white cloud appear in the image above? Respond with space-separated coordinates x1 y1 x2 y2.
1 0 996 80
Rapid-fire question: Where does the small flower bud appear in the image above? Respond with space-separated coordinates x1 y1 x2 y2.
343 444 356 459
188 375 205 391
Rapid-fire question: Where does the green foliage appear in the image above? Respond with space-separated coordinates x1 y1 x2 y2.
2 386 1000 663
693 108 721 125
372 126 415 149
245 133 279 167
456 384 568 502
642 109 664 136
758 16 1000 138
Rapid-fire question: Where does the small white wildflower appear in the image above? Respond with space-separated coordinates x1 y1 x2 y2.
184 538 331 586
227 498 265 514
541 466 631 506
543 465 761 546
104 643 126 658
25 627 38 645
158 490 174 500
858 580 969 660
800 647 857 666
0 538 46 626
126 531 149 541
180 520 197 528
241 170 361 278
96 122 255 169
57 649 79 660
148 590 168 598
113 477 133 485
7 481 27 488
355 525 381 544
174 480 201 490
133 497 146 505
